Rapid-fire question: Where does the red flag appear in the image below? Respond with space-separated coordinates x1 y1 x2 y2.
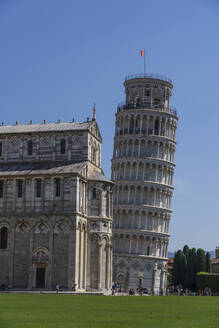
140 50 145 57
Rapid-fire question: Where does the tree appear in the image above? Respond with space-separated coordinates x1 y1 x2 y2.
186 248 197 290
183 245 189 260
173 250 187 287
205 252 211 273
196 248 206 273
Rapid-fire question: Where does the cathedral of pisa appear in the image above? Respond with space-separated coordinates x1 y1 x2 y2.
0 111 113 293
111 74 178 295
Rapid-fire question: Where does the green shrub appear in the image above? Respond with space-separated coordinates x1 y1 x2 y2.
197 272 219 291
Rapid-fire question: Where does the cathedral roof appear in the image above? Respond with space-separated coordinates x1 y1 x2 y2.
0 161 86 176
0 162 112 184
89 169 113 184
0 121 94 134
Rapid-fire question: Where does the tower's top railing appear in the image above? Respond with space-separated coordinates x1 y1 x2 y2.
125 73 172 84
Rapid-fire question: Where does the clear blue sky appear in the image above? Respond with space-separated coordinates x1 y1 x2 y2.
0 0 218 252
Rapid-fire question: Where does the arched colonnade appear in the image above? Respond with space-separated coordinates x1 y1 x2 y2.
115 113 177 140
113 233 168 258
113 138 175 162
114 184 172 209
113 208 170 233
112 160 174 185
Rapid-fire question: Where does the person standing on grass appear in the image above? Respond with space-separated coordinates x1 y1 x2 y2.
72 281 76 292
56 284 59 294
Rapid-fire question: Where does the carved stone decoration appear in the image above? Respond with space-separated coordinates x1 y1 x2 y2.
146 262 152 272
44 178 51 185
131 259 140 271
153 262 158 270
91 222 97 230
34 221 50 234
8 136 20 152
118 260 127 270
64 178 70 187
16 221 30 233
40 136 52 147
102 221 108 228
72 135 81 145
54 219 69 233
158 262 162 270
32 247 49 263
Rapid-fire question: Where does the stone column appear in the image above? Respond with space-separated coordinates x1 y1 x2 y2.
98 242 103 290
28 228 34 289
13 179 16 211
151 264 157 295
152 116 155 135
23 178 26 212
99 191 103 216
76 226 81 289
3 179 7 212
32 179 35 211
136 236 139 254
146 118 149 135
109 244 112 290
138 212 141 229
5 136 8 162
150 88 153 107
106 243 111 290
9 221 15 288
139 115 142 134
164 120 167 137
159 119 161 135
157 142 160 158
83 229 87 290
36 136 40 161
80 227 84 289
138 141 141 157
160 268 165 295
129 236 132 254
42 178 45 211
52 135 56 161
48 227 54 289
125 139 129 157
68 228 74 290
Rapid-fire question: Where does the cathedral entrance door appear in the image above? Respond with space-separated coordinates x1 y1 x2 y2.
36 268 45 288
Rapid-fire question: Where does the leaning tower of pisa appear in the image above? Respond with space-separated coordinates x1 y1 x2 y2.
111 73 178 295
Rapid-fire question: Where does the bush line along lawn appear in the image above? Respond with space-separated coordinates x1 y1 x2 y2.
0 295 219 328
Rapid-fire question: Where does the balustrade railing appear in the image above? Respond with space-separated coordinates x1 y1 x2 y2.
117 101 177 117
125 73 172 84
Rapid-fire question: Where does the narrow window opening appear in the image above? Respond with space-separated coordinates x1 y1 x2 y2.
154 119 159 135
0 142 2 157
60 139 66 154
129 118 134 133
36 179 42 198
92 188 96 199
27 140 33 156
147 246 150 256
17 180 23 198
54 178 61 197
0 181 4 198
0 227 8 249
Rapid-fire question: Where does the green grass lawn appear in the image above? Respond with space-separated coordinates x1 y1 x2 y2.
0 295 219 328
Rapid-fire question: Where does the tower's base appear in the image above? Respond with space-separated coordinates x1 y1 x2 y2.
113 255 168 295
